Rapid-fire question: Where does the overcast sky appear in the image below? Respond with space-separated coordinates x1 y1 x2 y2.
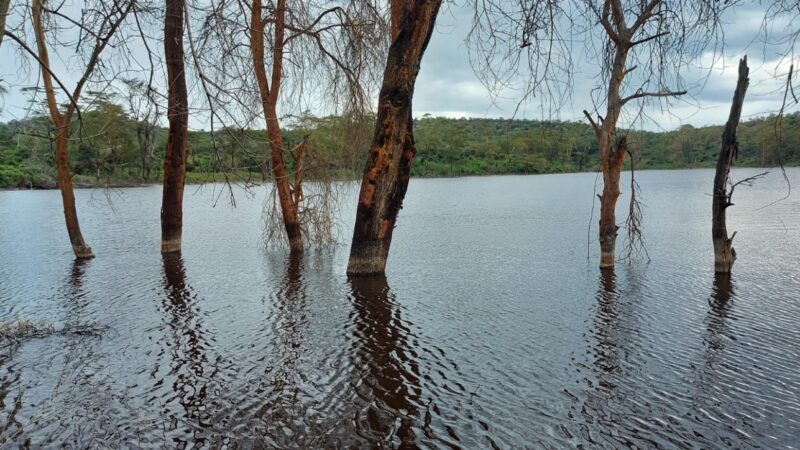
1 1 797 132
413 2 798 130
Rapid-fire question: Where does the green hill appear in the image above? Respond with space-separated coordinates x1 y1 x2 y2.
2 102 798 188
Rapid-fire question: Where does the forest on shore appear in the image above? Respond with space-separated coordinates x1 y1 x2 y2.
2 102 798 189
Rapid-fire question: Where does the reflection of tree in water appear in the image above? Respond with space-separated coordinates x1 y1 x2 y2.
252 252 309 439
709 274 733 314
684 273 741 445
593 270 622 388
347 275 422 448
702 273 735 372
160 253 215 445
572 269 652 448
706 273 734 352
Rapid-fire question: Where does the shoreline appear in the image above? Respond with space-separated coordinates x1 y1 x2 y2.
1 165 792 191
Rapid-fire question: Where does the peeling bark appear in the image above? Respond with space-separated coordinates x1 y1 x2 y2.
346 0 441 275
712 57 749 273
161 0 189 253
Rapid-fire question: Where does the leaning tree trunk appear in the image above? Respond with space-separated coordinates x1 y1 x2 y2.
265 103 303 253
54 128 94 258
347 0 442 275
598 138 627 269
712 57 749 273
251 0 303 252
31 0 93 259
161 0 189 253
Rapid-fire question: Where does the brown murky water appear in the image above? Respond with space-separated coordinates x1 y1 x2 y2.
1 169 799 448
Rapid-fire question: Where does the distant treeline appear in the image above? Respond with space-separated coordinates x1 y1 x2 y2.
1 100 798 188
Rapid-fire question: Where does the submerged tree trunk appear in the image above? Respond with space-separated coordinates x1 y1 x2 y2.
251 0 303 252
582 1 687 269
712 57 749 273
31 0 93 259
599 138 626 268
54 129 94 258
265 102 303 252
161 0 189 253
586 41 630 270
347 0 441 275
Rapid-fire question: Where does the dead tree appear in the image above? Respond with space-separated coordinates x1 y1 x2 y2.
160 0 189 253
469 0 730 270
712 57 749 273
584 0 702 269
347 0 442 275
30 0 134 258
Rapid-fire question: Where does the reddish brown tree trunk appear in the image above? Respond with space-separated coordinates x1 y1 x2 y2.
161 0 189 253
589 39 630 270
251 0 303 252
265 103 303 252
54 128 94 258
31 0 93 259
599 138 626 269
346 0 441 275
712 57 749 273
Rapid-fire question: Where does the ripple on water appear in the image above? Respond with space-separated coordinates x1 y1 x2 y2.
1 171 800 447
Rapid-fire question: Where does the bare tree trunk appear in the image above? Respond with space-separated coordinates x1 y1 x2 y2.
31 0 93 259
265 103 303 252
346 0 441 275
712 57 749 273
599 138 626 268
54 129 94 258
0 0 10 49
161 0 189 253
251 0 303 253
581 1 688 269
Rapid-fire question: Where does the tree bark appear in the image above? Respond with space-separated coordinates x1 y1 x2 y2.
251 0 303 253
599 138 626 269
0 0 10 49
161 0 189 253
54 129 94 258
592 42 629 270
712 57 749 273
346 0 441 275
31 0 93 259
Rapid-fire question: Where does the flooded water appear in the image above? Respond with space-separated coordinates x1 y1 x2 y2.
1 168 799 448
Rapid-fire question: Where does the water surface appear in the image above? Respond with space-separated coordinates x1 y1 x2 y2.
1 169 799 448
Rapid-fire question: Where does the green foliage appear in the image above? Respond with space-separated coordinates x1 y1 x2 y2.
0 164 27 186
1 98 799 188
